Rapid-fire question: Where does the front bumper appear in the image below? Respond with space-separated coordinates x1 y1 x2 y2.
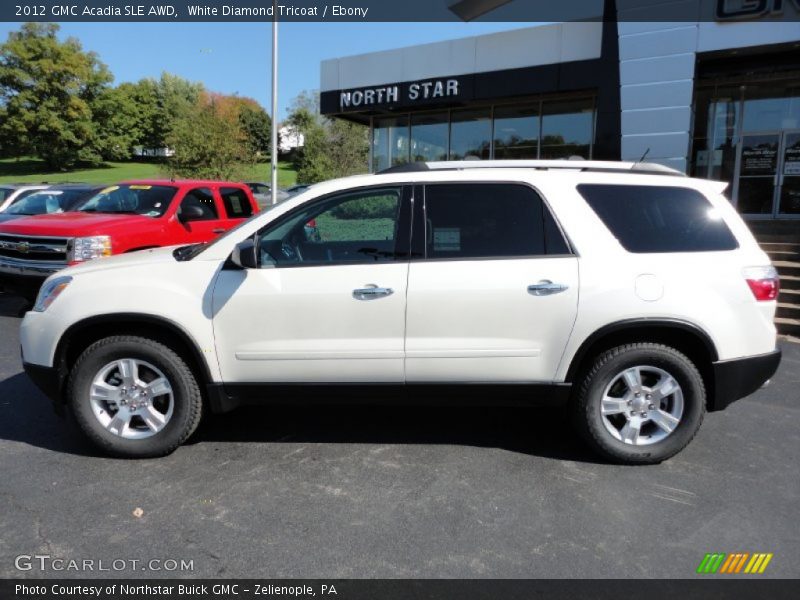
23 361 62 406
0 257 62 298
710 349 782 411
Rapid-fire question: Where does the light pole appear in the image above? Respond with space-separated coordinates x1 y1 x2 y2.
270 0 279 204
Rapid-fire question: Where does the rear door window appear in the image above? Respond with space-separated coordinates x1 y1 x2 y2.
422 183 569 259
221 187 254 218
577 184 738 253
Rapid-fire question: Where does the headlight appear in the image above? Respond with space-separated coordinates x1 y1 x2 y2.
67 236 112 262
33 276 72 312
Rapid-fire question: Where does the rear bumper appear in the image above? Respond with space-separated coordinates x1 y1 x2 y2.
710 349 782 411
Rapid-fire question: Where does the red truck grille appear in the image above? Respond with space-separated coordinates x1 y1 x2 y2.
0 234 69 263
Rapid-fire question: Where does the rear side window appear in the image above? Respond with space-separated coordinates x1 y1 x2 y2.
221 187 254 218
423 183 569 259
577 184 738 253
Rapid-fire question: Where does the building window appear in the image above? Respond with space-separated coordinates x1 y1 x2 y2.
369 95 596 170
540 98 595 159
493 105 539 159
372 117 409 172
449 109 492 160
411 113 448 162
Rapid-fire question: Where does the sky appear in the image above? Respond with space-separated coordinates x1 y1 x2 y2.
0 21 534 121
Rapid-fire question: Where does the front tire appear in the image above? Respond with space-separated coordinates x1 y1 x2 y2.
68 336 203 458
572 343 705 465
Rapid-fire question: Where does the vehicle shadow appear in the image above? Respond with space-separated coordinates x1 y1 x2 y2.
0 370 601 462
0 373 98 456
190 402 603 464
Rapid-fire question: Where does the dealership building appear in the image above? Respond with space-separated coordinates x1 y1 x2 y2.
320 2 800 221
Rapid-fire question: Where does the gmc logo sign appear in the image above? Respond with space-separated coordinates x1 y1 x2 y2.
716 0 800 19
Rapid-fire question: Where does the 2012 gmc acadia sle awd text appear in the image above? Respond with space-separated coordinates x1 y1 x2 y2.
20 161 782 463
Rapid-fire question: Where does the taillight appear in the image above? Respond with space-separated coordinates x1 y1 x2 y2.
743 266 780 301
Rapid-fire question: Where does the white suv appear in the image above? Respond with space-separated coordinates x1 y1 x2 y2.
20 161 782 463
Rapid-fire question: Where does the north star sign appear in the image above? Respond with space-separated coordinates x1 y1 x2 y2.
339 79 461 109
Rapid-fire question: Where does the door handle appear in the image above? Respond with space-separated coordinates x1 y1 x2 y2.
353 284 394 301
212 228 225 234
527 280 568 296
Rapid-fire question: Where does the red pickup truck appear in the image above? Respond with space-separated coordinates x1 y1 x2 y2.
0 180 259 300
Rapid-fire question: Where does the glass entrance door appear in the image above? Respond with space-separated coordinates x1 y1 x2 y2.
779 131 800 217
735 133 780 217
735 130 800 218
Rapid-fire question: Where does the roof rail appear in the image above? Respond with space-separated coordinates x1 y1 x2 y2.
376 160 686 177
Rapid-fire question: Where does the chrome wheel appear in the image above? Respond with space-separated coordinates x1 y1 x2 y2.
600 365 684 446
88 359 174 440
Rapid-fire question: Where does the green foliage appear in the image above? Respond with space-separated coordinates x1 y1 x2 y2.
0 156 298 186
150 72 204 149
315 215 395 243
292 112 334 183
165 99 251 181
91 83 145 161
0 23 112 170
330 195 397 220
287 90 369 184
239 104 271 156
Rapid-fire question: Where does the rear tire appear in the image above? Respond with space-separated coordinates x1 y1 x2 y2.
572 343 705 465
68 336 203 458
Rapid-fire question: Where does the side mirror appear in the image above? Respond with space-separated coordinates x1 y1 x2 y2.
178 205 205 222
230 238 259 269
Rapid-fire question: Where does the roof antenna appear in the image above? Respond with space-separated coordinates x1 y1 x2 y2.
633 147 650 168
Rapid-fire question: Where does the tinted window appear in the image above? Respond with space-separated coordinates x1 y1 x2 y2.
577 184 739 253
78 184 177 217
258 187 402 267
423 184 566 259
178 188 218 221
0 188 11 202
221 187 254 218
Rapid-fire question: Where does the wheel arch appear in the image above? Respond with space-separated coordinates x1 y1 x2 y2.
564 319 719 406
54 313 214 402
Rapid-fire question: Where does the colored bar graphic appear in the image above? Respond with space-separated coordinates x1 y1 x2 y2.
720 553 737 573
699 552 773 574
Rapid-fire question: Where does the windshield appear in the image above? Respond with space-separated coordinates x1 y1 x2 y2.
5 189 90 215
77 184 177 217
0 187 11 202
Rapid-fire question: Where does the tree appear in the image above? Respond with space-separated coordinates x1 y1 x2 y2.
91 83 145 161
287 90 369 184
143 73 204 150
0 23 112 169
292 112 333 183
238 104 271 157
165 95 251 180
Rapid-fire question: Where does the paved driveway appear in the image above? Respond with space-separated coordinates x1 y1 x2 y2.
0 293 798 578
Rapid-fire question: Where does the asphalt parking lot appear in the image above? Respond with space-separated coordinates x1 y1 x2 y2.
0 292 798 579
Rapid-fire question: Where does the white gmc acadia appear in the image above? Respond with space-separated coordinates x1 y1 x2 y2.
20 161 782 463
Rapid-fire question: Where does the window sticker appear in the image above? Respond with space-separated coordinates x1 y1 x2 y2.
230 196 242 213
129 185 152 190
99 186 119 195
434 227 461 252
